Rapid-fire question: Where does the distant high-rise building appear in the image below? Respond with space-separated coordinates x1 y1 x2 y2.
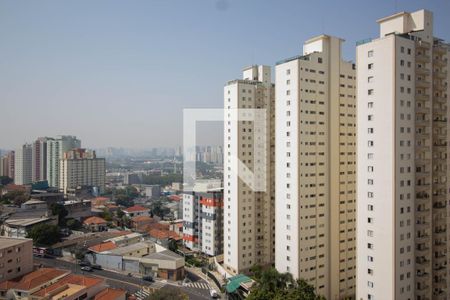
59 148 105 195
357 10 450 300
223 65 275 274
46 135 81 187
32 137 49 182
275 35 356 299
14 144 32 185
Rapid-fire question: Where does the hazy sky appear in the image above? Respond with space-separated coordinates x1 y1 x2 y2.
1 0 449 149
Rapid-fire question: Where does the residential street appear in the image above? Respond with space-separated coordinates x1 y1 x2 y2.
35 256 215 299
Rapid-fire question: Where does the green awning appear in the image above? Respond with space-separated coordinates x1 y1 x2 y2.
226 274 252 293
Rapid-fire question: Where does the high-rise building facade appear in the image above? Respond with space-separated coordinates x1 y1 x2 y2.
275 35 356 299
357 10 450 300
182 189 224 256
32 137 49 182
0 151 15 179
223 65 275 275
59 148 105 194
47 135 81 187
14 144 32 185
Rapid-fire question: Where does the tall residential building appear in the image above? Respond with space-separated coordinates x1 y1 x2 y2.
0 237 33 282
14 144 32 185
0 151 15 179
32 137 49 182
47 135 81 187
357 10 450 300
182 189 224 256
275 35 356 299
59 148 105 195
223 65 275 275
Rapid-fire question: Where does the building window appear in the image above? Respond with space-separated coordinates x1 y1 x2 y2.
368 63 373 70
368 50 374 57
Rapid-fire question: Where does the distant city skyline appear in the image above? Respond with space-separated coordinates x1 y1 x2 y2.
1 0 449 148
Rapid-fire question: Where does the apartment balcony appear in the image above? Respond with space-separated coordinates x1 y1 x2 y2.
416 184 432 192
434 243 447 252
434 58 447 67
434 95 447 103
433 80 446 91
432 194 446 201
416 245 430 255
433 278 447 289
416 93 431 101
416 53 431 63
416 283 430 292
433 266 446 276
434 46 446 54
416 105 431 114
416 40 431 48
416 66 431 75
416 79 431 88
416 234 431 243
433 120 447 127
417 271 430 279
416 220 430 229
434 70 447 79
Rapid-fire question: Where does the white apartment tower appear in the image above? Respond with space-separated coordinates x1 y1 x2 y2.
223 65 275 275
14 144 33 185
182 189 224 256
47 135 81 187
275 35 356 299
357 10 450 300
59 148 105 194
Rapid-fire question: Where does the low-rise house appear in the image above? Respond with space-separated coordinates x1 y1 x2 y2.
131 215 155 231
83 216 108 232
64 199 92 220
122 205 149 218
20 200 47 211
86 240 185 281
104 232 142 247
30 274 106 300
0 268 70 300
88 241 117 254
94 288 126 300
0 237 33 282
1 217 57 238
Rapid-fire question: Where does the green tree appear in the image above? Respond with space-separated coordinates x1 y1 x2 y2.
247 267 325 300
0 176 13 185
50 203 68 226
27 224 61 246
1 190 28 206
116 208 125 218
66 218 82 230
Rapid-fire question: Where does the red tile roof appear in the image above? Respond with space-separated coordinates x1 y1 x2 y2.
32 274 104 296
0 268 69 291
123 205 148 213
169 195 182 201
148 229 182 241
131 215 153 223
84 216 107 225
88 241 117 253
95 288 126 300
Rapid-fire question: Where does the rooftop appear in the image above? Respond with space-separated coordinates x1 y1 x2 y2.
0 268 69 291
32 274 104 296
95 288 126 300
108 241 155 255
5 217 52 227
0 237 32 249
88 241 117 253
84 216 107 225
123 205 148 213
146 249 183 261
131 215 153 222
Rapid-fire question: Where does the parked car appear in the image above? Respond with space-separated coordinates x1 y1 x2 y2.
78 261 91 267
210 289 219 298
81 266 93 272
143 275 154 282
91 264 102 270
